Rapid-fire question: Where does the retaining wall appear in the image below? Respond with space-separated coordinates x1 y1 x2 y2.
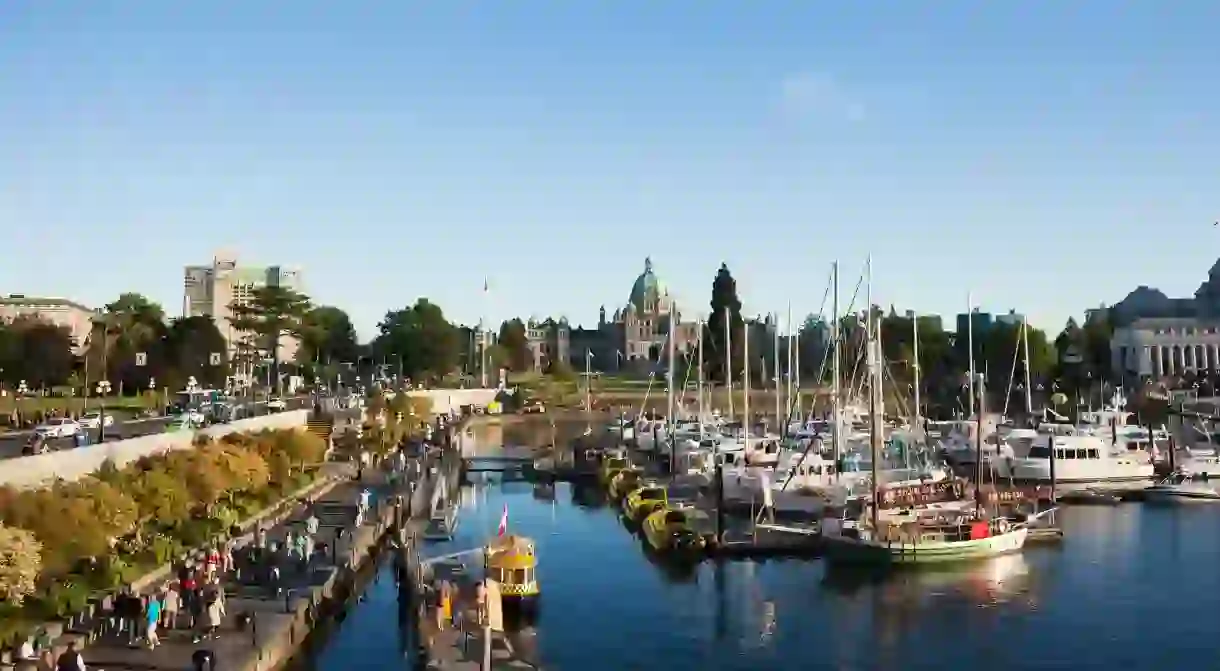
407 388 498 415
0 410 310 490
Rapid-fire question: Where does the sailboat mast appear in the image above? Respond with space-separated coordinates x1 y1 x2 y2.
725 307 733 419
913 313 922 432
967 292 976 418
1022 316 1034 419
698 317 705 442
794 330 801 422
585 348 592 411
867 305 880 532
831 262 841 482
774 313 782 431
786 303 794 423
666 299 676 423
743 318 751 435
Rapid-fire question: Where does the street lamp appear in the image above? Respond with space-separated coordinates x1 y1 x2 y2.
15 380 28 427
95 380 112 442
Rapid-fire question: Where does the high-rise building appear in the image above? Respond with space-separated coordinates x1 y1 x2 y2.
182 252 304 366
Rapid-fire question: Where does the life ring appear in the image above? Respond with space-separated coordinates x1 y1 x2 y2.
998 520 1011 534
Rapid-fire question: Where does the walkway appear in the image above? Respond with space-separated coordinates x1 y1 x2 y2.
80 472 391 671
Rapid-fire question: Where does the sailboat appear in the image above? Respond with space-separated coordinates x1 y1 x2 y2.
820 287 1031 566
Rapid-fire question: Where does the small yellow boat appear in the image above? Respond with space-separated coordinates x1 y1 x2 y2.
608 468 644 500
485 534 540 616
623 484 668 522
598 456 630 487
642 506 708 553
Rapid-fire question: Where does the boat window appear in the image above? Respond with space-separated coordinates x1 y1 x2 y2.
641 488 664 499
1028 445 1051 459
1086 449 1099 459
664 511 685 524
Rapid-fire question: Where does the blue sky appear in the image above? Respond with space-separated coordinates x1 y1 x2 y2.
1 1 1217 339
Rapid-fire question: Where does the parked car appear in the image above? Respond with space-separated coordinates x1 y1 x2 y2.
78 412 116 430
266 398 288 412
34 418 81 439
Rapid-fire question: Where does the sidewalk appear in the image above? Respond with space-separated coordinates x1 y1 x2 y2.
80 471 398 671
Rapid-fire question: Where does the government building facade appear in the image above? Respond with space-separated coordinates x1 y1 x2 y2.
1109 259 1220 379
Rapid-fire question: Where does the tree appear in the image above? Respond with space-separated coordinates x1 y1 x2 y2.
298 306 361 370
371 299 461 382
0 316 75 388
497 319 531 372
163 316 229 391
703 263 744 385
228 286 312 393
0 523 41 604
89 293 168 394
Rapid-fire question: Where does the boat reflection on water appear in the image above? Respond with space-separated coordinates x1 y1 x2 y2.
639 540 701 584
533 483 556 501
570 481 609 510
822 553 1035 609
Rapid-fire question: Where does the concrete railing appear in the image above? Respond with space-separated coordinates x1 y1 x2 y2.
0 410 310 490
406 388 498 415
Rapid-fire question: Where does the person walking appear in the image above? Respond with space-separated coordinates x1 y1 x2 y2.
54 642 85 671
162 583 180 630
145 591 162 649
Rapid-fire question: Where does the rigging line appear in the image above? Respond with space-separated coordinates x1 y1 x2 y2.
1002 327 1021 418
783 269 834 428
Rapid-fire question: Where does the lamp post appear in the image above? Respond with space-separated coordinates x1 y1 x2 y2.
16 380 28 427
95 380 112 442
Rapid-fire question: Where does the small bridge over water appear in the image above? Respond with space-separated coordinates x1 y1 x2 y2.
461 446 538 472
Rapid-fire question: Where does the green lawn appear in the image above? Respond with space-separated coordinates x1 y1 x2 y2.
0 394 158 415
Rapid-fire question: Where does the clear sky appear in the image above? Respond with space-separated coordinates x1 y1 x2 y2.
1 1 1217 339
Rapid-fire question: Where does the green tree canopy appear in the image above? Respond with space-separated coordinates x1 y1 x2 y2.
372 299 460 382
228 286 312 392
703 263 744 385
497 318 531 372
0 316 76 388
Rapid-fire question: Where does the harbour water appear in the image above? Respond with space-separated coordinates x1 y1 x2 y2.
301 423 1220 670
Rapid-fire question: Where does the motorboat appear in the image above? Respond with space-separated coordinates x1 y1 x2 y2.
1144 473 1220 504
1003 433 1155 484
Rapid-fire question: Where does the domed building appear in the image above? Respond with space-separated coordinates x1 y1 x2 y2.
583 258 698 371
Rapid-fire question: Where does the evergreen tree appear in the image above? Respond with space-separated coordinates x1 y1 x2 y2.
703 263 744 385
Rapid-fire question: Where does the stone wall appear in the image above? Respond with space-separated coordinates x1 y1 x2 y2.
0 410 311 489
406 388 498 415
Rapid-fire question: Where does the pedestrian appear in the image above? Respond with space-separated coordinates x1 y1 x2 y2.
145 592 162 649
98 593 115 638
54 642 84 671
191 648 216 671
305 510 320 537
162 583 180 630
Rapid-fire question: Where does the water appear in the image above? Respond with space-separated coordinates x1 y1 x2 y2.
303 423 1220 670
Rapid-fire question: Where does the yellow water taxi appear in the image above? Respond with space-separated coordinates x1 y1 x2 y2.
485 534 540 616
642 506 708 553
623 485 668 522
608 468 644 500
598 456 630 487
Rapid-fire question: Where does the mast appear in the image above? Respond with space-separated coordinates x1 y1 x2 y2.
698 317 705 443
967 292 976 418
743 317 751 438
867 302 880 532
913 312 922 433
584 348 592 412
774 313 782 432
725 307 733 418
786 303 794 426
975 372 986 515
666 298 676 471
1022 316 1034 419
831 262 841 482
794 330 801 423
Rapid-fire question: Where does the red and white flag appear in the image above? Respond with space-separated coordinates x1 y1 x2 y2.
497 503 508 537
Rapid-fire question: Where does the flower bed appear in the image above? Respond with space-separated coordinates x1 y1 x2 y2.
0 427 328 650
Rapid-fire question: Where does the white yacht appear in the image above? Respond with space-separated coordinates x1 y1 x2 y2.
1004 433 1154 484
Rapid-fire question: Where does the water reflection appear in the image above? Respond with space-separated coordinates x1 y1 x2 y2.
823 554 1034 607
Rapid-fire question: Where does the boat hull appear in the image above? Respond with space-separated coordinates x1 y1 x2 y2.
823 527 1029 566
1143 488 1220 504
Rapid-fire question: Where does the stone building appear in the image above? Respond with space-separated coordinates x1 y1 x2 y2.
1109 259 1220 378
0 295 100 355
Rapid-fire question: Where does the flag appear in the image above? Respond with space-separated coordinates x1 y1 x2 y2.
497 503 508 536
483 279 489 292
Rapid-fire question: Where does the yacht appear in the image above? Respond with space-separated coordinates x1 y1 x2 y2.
1004 433 1154 484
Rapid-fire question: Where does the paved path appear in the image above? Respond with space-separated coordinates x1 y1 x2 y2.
80 472 390 671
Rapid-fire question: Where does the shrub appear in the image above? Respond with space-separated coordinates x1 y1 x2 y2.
0 524 41 604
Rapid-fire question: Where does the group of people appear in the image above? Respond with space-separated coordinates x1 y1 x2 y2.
98 558 229 650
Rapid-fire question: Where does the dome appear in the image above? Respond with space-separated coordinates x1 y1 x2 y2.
628 257 665 311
